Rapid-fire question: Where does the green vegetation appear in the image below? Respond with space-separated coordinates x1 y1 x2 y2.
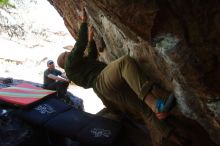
0 0 15 8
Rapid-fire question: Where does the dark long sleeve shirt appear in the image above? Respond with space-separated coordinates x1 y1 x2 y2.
65 23 107 89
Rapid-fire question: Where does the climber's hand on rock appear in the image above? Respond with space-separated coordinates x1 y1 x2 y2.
89 26 94 41
81 8 87 22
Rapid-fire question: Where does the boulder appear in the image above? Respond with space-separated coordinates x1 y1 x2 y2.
47 0 220 145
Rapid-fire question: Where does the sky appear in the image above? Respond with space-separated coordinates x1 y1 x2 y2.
26 0 68 32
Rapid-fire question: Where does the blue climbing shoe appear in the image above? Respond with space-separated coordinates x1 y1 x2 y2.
156 94 176 112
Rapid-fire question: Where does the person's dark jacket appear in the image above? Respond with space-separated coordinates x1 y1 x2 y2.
65 23 107 89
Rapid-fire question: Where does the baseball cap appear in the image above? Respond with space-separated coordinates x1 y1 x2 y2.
47 60 54 65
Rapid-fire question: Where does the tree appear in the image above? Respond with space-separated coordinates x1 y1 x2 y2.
0 0 15 8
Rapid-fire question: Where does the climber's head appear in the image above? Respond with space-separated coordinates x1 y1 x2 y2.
57 51 70 69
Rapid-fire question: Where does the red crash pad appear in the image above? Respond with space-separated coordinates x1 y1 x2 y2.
0 83 55 106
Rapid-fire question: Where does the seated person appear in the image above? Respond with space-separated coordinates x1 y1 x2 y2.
43 60 69 98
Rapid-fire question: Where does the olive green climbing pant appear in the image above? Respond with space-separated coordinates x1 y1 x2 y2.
95 55 172 145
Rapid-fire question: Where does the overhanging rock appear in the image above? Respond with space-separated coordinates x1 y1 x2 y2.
48 0 220 145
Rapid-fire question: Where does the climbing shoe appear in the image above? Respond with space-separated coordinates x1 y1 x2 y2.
156 94 176 113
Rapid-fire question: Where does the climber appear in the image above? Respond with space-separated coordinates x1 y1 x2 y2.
43 60 69 99
57 8 190 146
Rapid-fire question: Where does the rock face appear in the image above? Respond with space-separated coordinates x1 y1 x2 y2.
48 0 220 145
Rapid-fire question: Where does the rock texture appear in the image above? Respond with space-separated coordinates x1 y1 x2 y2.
48 0 220 145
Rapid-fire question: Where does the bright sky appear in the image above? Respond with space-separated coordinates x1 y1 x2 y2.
26 1 68 32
